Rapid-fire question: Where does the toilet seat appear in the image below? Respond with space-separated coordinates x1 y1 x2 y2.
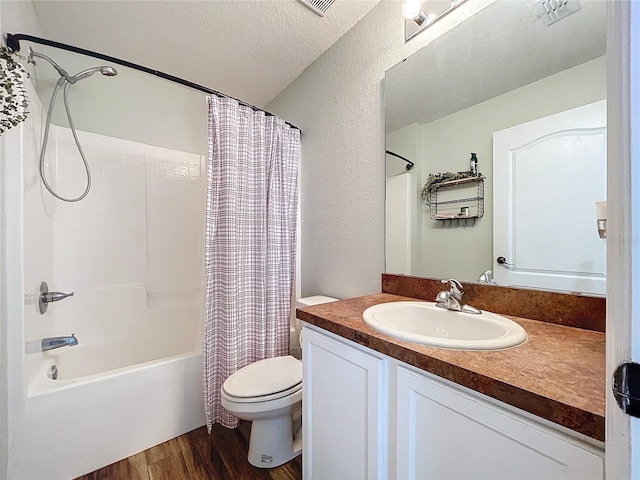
222 355 302 403
222 381 302 403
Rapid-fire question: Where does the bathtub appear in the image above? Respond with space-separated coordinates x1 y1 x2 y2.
9 82 207 479
17 302 205 480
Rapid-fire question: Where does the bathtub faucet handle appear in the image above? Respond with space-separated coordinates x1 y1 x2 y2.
42 291 74 303
38 281 74 314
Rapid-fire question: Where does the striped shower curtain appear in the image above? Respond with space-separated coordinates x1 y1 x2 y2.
203 95 300 430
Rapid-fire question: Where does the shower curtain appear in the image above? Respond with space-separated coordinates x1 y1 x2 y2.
204 95 300 429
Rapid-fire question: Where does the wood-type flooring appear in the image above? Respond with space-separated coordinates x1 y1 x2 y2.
74 422 301 480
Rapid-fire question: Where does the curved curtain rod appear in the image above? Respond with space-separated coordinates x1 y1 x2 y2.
385 150 414 171
6 33 301 132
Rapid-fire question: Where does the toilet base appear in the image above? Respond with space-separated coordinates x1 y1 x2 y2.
247 414 302 468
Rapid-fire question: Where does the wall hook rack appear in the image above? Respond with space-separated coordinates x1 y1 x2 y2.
429 174 485 227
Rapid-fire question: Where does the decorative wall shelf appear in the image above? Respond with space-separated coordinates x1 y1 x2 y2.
428 175 485 227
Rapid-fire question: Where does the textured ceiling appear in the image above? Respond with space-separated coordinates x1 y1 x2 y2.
29 0 380 108
385 0 607 132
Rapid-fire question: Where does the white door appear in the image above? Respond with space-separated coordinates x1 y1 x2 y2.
606 2 638 478
493 100 606 295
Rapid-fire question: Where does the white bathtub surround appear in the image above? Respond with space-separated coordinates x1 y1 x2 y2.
204 95 300 430
10 75 207 478
25 127 206 383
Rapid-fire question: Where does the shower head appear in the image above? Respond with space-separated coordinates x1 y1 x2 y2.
70 65 118 83
29 47 118 84
100 66 118 76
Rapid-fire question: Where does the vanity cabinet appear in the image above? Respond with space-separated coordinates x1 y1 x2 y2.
396 365 603 480
302 325 604 480
302 327 387 479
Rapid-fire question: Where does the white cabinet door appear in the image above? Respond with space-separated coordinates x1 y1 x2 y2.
302 327 387 480
396 366 603 480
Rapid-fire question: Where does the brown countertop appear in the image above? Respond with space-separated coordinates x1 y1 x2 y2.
297 293 605 442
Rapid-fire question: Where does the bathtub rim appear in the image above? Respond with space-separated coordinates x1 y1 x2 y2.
27 348 202 397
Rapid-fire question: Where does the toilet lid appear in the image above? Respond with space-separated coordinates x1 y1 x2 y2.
223 355 302 398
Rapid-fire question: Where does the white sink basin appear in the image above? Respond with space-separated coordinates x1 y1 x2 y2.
362 301 527 350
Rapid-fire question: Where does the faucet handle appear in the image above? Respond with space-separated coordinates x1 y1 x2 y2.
441 278 463 298
435 290 450 304
38 281 74 314
42 291 74 303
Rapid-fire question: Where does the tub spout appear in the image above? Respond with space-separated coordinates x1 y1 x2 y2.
42 334 78 352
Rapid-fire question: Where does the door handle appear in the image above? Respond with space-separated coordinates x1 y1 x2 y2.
613 362 640 418
496 256 514 267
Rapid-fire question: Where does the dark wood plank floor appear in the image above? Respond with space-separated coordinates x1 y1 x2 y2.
75 422 302 480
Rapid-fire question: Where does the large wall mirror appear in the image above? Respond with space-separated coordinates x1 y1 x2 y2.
385 0 607 295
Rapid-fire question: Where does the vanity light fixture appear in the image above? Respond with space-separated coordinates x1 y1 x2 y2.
402 0 428 25
403 0 467 42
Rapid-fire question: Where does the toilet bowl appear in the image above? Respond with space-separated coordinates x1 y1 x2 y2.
221 355 303 467
221 295 338 468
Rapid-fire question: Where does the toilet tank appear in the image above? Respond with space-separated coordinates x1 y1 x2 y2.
296 295 340 310
290 295 339 358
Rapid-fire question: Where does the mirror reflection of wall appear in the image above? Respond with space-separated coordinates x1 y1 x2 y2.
385 0 606 295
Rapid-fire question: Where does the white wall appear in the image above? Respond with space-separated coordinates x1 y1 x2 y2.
1 3 43 479
36 62 208 155
0 0 42 41
267 0 496 299
1 0 207 157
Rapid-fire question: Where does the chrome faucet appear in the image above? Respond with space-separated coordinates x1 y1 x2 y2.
477 270 496 284
42 334 78 352
435 279 481 314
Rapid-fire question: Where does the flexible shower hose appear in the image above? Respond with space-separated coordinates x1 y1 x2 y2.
39 79 92 202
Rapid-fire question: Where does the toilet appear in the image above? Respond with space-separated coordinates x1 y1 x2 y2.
221 295 338 468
